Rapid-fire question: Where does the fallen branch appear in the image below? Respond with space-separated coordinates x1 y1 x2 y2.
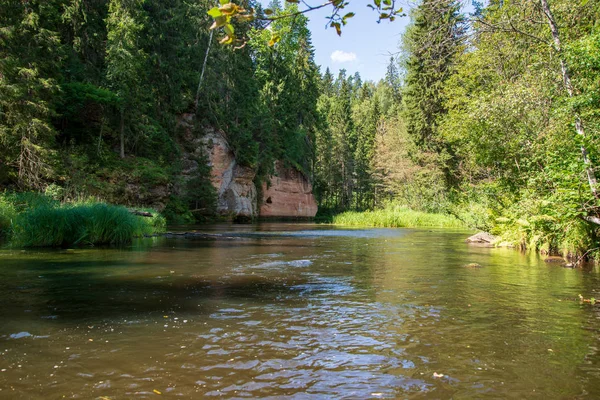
582 215 600 226
129 209 154 218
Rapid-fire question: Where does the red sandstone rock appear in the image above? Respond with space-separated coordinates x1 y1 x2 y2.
202 130 257 219
195 126 317 220
260 162 318 218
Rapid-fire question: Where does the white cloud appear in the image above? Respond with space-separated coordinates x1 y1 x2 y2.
330 50 357 63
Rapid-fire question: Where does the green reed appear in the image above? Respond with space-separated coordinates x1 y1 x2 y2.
332 205 464 228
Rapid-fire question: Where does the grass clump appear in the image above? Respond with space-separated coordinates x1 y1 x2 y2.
0 192 165 247
332 203 465 229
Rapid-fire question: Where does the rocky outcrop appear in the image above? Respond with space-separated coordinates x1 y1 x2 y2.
260 161 318 218
201 129 257 220
177 114 316 220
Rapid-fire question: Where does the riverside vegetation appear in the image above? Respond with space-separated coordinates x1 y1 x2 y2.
1 0 600 257
0 192 165 247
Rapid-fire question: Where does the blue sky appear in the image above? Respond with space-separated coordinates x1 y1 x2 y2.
256 1 476 82
256 1 413 82
304 4 412 82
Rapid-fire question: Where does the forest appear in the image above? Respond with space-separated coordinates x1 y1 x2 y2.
1 0 600 257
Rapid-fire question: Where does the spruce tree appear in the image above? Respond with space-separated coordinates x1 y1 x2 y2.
385 56 401 103
402 0 465 151
105 0 148 159
0 0 62 188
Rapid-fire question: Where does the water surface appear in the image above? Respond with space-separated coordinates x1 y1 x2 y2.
1 223 600 398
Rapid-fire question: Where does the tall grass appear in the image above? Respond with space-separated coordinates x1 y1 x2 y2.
0 192 165 247
0 197 17 239
332 204 464 228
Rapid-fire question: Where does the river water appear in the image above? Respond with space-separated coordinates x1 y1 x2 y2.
1 223 600 398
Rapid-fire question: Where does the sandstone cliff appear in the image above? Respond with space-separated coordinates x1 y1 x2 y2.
201 130 257 220
178 114 317 220
260 161 318 218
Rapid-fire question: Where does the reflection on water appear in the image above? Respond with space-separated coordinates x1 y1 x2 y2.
1 223 600 398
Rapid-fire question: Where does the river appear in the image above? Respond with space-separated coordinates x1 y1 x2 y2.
1 223 600 398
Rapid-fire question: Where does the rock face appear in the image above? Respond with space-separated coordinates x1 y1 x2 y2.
177 114 317 220
260 161 318 218
201 129 257 220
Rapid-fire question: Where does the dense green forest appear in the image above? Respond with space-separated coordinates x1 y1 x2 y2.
1 0 600 257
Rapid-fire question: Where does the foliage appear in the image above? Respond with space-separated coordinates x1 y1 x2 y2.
208 0 405 45
373 116 448 213
436 0 600 256
0 196 17 238
3 0 600 258
162 196 196 225
0 0 63 189
401 0 465 154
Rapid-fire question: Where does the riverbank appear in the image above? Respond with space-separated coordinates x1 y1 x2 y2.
0 192 165 247
330 202 599 261
331 204 465 229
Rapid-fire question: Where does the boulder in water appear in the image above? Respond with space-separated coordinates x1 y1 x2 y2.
466 232 496 247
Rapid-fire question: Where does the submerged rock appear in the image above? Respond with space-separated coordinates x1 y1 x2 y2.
544 256 566 265
9 332 32 339
464 263 483 269
466 232 496 247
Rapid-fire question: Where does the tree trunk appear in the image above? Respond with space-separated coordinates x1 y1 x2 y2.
540 0 598 197
194 29 214 110
119 109 125 159
97 116 104 155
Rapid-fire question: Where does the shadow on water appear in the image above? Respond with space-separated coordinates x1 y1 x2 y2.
0 226 450 327
0 256 313 324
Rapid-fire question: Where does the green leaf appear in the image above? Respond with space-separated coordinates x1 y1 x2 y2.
211 16 227 29
207 7 222 17
219 0 229 4
224 23 234 36
374 0 381 8
331 22 342 36
268 33 281 46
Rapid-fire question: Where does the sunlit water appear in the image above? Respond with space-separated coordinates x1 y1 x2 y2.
1 223 600 398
